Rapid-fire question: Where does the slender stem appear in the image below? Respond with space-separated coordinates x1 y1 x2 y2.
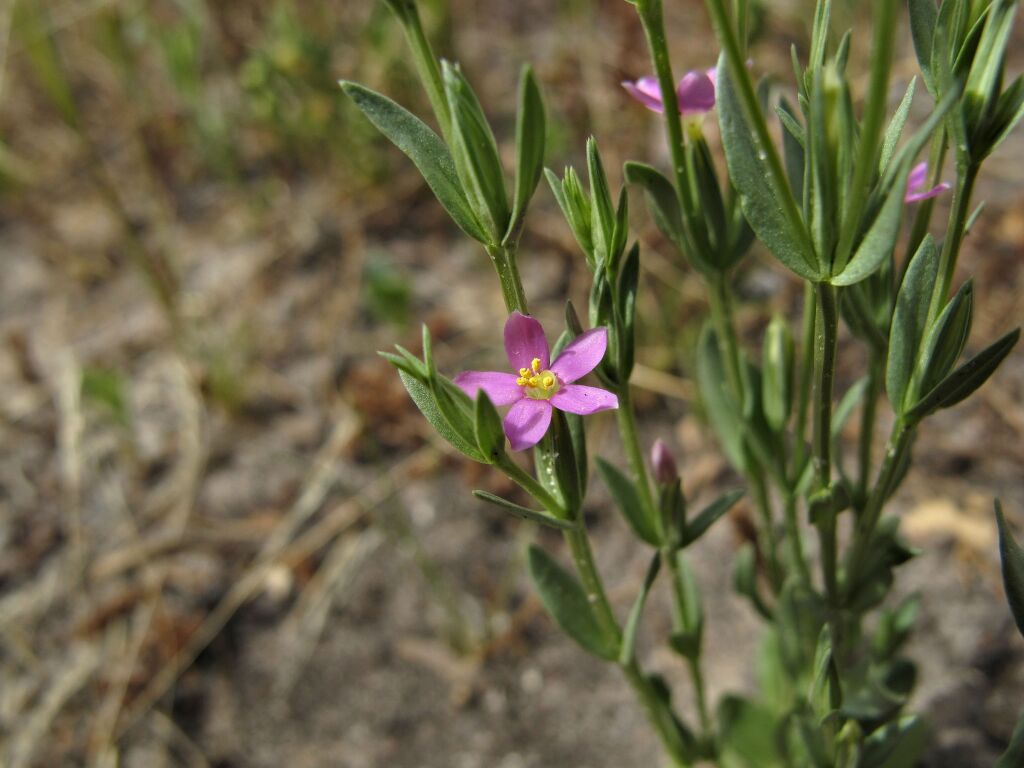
857 350 883 504
792 283 816 478
833 0 899 274
488 244 530 315
616 387 657 521
783 493 812 583
702 0 815 263
621 660 692 768
388 0 453 145
926 162 980 327
845 421 914 597
811 284 839 488
663 550 712 738
563 523 620 644
811 282 841 650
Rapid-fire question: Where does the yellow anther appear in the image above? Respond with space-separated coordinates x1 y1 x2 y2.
531 358 542 373
516 377 528 386
519 367 530 378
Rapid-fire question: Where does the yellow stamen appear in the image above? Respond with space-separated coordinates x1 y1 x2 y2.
531 358 541 373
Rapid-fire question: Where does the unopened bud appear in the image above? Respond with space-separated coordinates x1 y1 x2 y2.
651 439 679 485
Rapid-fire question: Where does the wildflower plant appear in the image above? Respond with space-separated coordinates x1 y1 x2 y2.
344 0 1024 764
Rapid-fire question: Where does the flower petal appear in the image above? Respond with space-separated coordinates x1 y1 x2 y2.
905 182 951 204
551 384 619 415
677 70 716 115
453 371 524 406
622 77 665 113
503 398 553 451
504 312 550 372
907 161 929 193
550 327 608 383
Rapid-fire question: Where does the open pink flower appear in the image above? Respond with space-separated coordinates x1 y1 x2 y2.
622 69 717 116
454 312 619 451
904 161 951 203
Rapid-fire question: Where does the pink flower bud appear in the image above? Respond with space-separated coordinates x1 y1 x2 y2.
651 439 679 484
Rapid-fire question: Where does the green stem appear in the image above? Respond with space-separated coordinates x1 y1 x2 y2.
845 421 914 597
621 660 692 768
857 350 883 505
792 283 816 478
926 162 980 327
635 0 689 201
783 493 812 584
616 386 658 522
388 0 453 145
812 282 841 644
563 523 620 644
833 0 899 274
488 244 530 315
663 550 713 739
702 0 814 262
811 283 839 488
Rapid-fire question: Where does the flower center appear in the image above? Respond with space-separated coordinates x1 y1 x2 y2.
516 358 560 400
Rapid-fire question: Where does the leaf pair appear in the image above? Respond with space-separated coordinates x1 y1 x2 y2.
342 63 545 248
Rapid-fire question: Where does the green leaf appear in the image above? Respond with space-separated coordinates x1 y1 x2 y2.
619 553 661 664
617 243 640 378
995 500 1024 640
995 709 1024 768
717 54 819 281
471 490 573 530
830 160 911 286
718 695 786 768
340 81 487 243
546 166 594 264
442 63 509 240
873 593 922 659
908 0 938 93
398 370 484 462
909 280 974 405
861 715 929 768
504 66 545 246
596 457 660 546
778 98 805 203
684 489 744 547
587 138 616 267
985 74 1024 158
887 236 939 411
527 545 619 660
910 325 1019 420
623 161 689 256
880 78 917 172
808 626 839 720
473 391 505 462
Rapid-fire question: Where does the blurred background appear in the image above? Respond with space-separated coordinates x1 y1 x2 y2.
1 1 1022 766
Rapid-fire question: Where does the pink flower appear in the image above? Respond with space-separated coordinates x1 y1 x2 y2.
622 69 717 116
904 161 951 203
454 312 619 451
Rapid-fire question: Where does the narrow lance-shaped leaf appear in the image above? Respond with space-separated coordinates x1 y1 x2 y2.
443 63 509 240
473 391 505 462
340 82 487 243
716 54 820 281
527 545 619 660
995 501 1024 639
908 0 938 93
880 78 918 172
596 457 660 546
887 235 939 410
669 553 704 660
472 490 573 530
503 66 546 246
684 489 744 547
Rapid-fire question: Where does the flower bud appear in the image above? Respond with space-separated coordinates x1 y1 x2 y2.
651 439 679 485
